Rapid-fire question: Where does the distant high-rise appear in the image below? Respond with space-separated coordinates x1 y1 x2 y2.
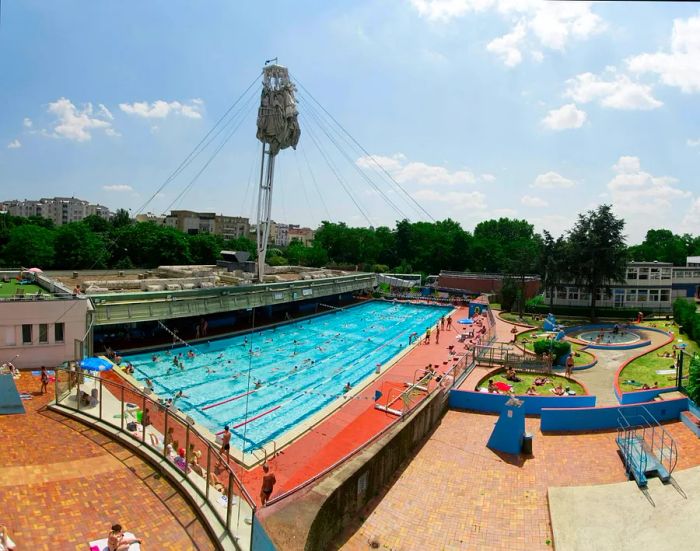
0 196 113 225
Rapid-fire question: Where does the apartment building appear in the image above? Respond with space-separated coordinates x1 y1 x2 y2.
165 210 251 239
0 197 113 225
545 260 700 312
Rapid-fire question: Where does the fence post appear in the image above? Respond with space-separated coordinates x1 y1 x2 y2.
120 386 125 431
99 377 103 420
205 446 211 501
226 466 234 530
142 395 147 444
163 410 169 458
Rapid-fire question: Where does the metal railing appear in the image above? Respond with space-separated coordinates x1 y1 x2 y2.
51 366 255 549
617 405 678 486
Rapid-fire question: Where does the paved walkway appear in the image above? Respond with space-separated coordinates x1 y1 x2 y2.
1 373 214 550
337 409 700 551
550 465 700 551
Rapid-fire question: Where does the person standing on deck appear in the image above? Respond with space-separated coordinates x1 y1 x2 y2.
446 316 453 330
260 463 277 506
435 326 440 344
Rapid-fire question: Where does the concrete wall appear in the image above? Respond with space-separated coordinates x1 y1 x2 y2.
449 389 596 415
540 398 689 432
258 389 449 551
0 298 89 368
252 515 277 551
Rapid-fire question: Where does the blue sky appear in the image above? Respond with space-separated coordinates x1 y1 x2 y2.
1 0 699 243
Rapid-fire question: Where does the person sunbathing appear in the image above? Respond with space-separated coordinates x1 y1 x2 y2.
526 385 537 396
505 367 522 383
487 379 499 394
551 384 566 396
533 376 549 386
657 352 672 358
107 523 142 551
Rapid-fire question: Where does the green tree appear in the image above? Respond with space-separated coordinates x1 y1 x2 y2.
82 214 110 233
54 222 108 269
224 236 256 259
110 208 132 229
188 233 223 264
628 229 688 266
111 222 190 267
540 231 568 309
686 355 700 405
1 225 55 267
567 205 627 320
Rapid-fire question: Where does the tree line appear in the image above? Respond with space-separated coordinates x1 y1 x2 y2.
2 205 700 315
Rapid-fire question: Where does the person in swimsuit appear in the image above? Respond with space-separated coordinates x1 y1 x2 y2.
260 463 276 506
107 523 142 551
219 425 231 465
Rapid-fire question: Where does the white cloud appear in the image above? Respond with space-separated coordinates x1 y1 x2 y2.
532 171 576 189
410 1 606 66
412 188 487 209
356 153 478 186
541 104 586 130
46 98 114 142
530 214 570 237
688 138 700 147
608 156 691 235
119 99 204 119
681 197 700 234
102 184 133 192
521 195 548 207
486 23 526 67
22 118 32 128
7 139 21 149
565 72 662 110
627 13 700 94
480 173 496 182
409 0 493 22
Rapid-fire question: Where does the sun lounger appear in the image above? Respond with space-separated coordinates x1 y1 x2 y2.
89 532 141 551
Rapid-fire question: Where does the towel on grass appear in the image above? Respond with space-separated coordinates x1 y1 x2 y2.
494 381 512 392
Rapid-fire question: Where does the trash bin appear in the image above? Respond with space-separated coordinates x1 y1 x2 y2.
521 432 533 455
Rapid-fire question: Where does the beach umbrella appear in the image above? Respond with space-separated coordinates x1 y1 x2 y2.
79 357 113 372
26 267 43 273
458 318 474 325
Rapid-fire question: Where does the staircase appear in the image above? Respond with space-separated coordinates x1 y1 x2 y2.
616 406 678 488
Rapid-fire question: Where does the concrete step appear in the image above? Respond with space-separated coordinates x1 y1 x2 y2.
657 391 686 401
681 410 700 438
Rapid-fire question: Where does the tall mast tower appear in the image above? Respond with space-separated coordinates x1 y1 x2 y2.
255 62 301 282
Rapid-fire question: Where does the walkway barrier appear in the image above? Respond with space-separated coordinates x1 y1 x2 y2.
449 389 595 415
616 405 678 487
51 366 255 550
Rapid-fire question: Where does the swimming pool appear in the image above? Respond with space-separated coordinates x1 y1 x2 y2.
124 301 452 452
577 330 641 345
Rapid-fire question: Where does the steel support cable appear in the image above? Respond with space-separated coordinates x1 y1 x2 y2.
302 115 373 226
163 96 258 213
299 143 332 222
292 75 435 222
299 98 409 221
298 93 424 221
297 94 423 221
293 149 319 226
135 72 262 215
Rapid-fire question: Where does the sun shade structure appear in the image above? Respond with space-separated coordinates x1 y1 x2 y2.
255 62 300 282
79 357 113 372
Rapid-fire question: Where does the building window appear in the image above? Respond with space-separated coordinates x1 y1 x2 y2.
637 289 648 302
638 267 649 280
661 268 672 280
556 288 567 300
55 322 65 342
650 268 660 280
649 289 660 302
626 267 638 280
660 289 671 302
626 289 637 301
567 287 579 300
39 324 48 343
22 324 32 344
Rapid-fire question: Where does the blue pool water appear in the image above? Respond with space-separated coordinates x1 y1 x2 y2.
125 301 452 452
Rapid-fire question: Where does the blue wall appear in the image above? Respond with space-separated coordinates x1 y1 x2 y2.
252 515 277 551
449 389 596 415
540 398 689 432
617 387 678 405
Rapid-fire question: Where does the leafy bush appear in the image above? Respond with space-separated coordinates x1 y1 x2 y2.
687 354 700 405
372 264 390 273
526 294 545 308
533 338 571 362
526 304 656 319
500 278 518 312
673 298 698 341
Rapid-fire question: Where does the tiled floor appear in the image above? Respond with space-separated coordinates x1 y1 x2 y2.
0 373 214 550
337 409 700 551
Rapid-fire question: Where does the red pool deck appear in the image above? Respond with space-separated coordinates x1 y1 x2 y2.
1 373 213 550
235 305 476 502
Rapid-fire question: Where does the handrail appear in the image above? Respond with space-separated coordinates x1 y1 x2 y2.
50 365 257 510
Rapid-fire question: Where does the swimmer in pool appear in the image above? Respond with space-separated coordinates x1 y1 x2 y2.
254 380 263 389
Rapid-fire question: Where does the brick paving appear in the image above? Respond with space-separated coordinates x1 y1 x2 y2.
337 409 700 551
0 373 213 550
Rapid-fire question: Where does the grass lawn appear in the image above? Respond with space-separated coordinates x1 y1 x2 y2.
476 369 586 396
0 279 50 297
618 321 700 392
514 329 595 367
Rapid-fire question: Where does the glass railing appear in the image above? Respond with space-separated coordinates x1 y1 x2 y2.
52 365 255 549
